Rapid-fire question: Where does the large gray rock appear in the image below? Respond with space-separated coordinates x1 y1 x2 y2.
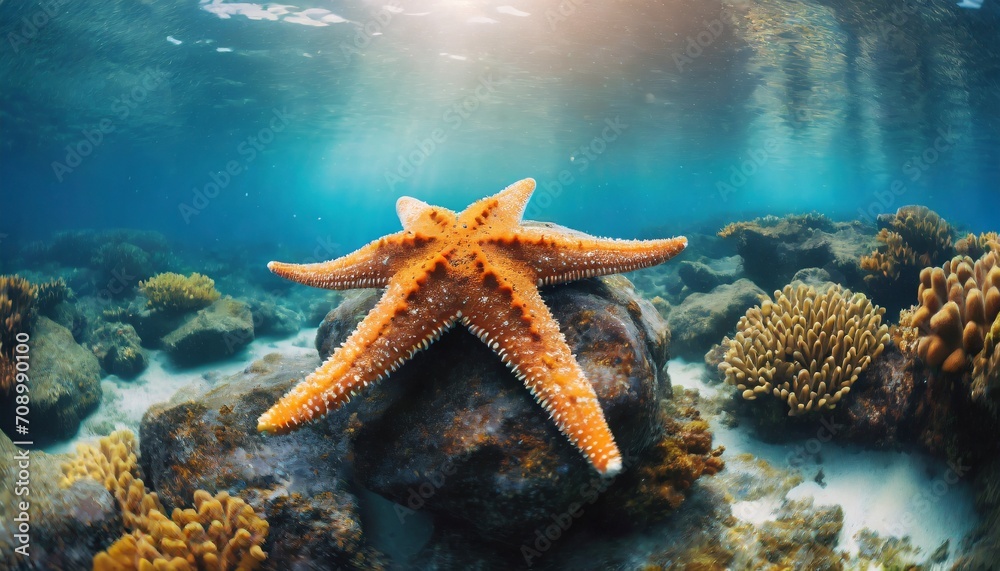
0 431 120 570
317 277 717 542
246 297 303 337
1 317 102 443
89 321 147 378
161 298 254 365
677 259 740 293
139 352 387 570
667 278 767 360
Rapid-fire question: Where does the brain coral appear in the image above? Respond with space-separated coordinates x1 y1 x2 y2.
139 272 221 313
909 252 1000 373
720 284 890 415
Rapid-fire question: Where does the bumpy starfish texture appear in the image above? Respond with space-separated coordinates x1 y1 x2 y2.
258 178 687 476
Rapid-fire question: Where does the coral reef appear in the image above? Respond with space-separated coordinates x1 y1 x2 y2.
35 277 70 313
956 231 1000 259
860 205 955 311
33 229 169 267
720 284 890 415
0 274 37 393
93 489 269 571
971 313 1000 413
1 430 122 571
717 213 870 291
60 430 139 491
140 272 221 313
59 430 270 571
906 252 1000 374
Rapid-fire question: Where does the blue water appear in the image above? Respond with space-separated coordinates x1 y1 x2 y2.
1 0 998 254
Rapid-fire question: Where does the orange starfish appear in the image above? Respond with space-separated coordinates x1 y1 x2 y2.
258 178 687 475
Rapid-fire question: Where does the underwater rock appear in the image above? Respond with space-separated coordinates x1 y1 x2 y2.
139 352 387 570
1 317 102 443
0 431 121 570
89 321 147 378
791 267 837 289
719 214 870 292
956 459 1000 569
45 300 87 343
667 278 767 360
836 345 921 448
101 298 183 347
161 298 254 366
247 297 303 337
727 345 922 450
318 276 683 542
677 260 737 293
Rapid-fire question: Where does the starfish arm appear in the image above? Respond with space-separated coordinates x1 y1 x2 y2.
396 197 457 233
258 264 459 434
268 232 435 290
461 265 623 476
457 178 536 231
486 227 687 286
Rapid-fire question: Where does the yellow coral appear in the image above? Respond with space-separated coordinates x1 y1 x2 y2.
860 205 954 286
956 232 1000 259
909 252 1000 373
60 430 139 490
972 314 1000 411
94 490 269 571
61 430 269 571
140 273 221 313
720 284 889 415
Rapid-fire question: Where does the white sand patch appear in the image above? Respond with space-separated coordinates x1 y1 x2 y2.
46 328 318 455
787 450 976 558
667 358 978 564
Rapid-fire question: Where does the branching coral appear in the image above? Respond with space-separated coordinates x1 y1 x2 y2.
60 430 269 570
908 252 1000 373
0 275 38 393
860 205 955 293
720 284 890 415
971 314 1000 412
861 206 954 280
956 231 1000 259
93 490 269 571
35 277 70 312
140 272 221 313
